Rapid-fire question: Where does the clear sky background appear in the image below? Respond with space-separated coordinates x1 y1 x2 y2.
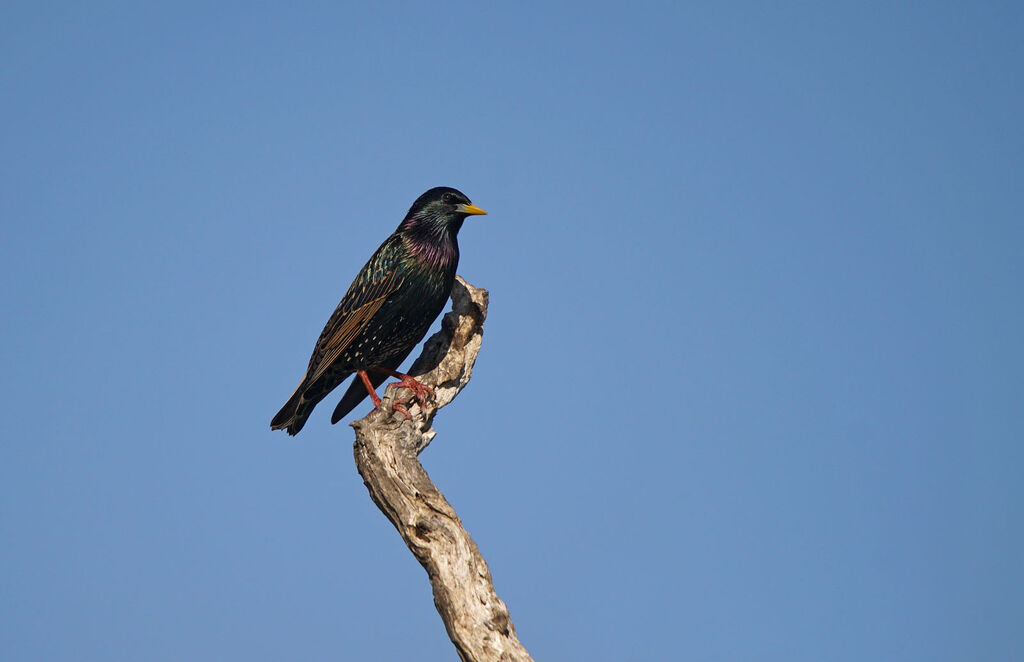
2 2 1022 660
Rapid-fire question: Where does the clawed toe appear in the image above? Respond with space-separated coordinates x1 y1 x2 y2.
389 376 434 409
391 401 413 420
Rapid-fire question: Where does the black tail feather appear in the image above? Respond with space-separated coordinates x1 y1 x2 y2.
271 371 351 435
270 385 308 435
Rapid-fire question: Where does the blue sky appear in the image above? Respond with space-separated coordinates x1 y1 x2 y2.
2 2 1022 660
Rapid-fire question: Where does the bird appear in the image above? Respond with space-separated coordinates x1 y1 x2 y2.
270 186 487 435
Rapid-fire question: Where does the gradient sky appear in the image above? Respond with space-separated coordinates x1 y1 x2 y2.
2 2 1022 660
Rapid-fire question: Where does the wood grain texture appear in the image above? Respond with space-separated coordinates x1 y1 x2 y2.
351 276 534 662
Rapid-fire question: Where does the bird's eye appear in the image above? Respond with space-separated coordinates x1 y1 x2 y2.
442 193 455 204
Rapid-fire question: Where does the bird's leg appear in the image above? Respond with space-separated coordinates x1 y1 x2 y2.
359 368 412 420
357 369 383 408
370 367 435 409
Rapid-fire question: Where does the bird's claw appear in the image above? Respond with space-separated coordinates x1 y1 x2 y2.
366 397 414 421
388 375 434 410
391 401 413 421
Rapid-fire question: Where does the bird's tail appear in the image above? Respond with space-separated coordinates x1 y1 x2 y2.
270 382 317 436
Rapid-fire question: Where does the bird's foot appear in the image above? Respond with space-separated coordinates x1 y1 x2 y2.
388 374 434 409
366 367 433 419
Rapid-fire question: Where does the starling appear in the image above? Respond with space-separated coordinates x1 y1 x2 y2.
270 187 487 435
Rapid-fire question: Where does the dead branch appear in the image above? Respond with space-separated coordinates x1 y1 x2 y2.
351 276 534 662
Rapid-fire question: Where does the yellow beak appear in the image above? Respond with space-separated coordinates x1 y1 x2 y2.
456 203 487 216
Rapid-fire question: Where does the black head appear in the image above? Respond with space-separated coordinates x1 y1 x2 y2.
401 187 487 231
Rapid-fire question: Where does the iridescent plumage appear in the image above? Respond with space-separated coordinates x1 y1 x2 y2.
270 187 485 435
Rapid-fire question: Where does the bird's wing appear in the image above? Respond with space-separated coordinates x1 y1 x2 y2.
304 264 404 386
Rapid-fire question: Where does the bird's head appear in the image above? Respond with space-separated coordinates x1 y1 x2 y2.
400 187 487 236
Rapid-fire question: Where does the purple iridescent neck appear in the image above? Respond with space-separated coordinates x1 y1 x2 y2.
399 216 461 270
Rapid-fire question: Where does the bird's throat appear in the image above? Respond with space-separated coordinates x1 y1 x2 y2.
402 230 459 271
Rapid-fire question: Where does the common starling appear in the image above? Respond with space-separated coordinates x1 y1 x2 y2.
270 187 486 435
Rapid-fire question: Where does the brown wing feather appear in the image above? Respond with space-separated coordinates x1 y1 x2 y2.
305 270 403 386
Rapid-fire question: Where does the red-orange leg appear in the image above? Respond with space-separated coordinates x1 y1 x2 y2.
356 368 414 420
356 369 382 408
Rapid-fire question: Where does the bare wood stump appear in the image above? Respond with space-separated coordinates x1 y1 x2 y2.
351 276 534 662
